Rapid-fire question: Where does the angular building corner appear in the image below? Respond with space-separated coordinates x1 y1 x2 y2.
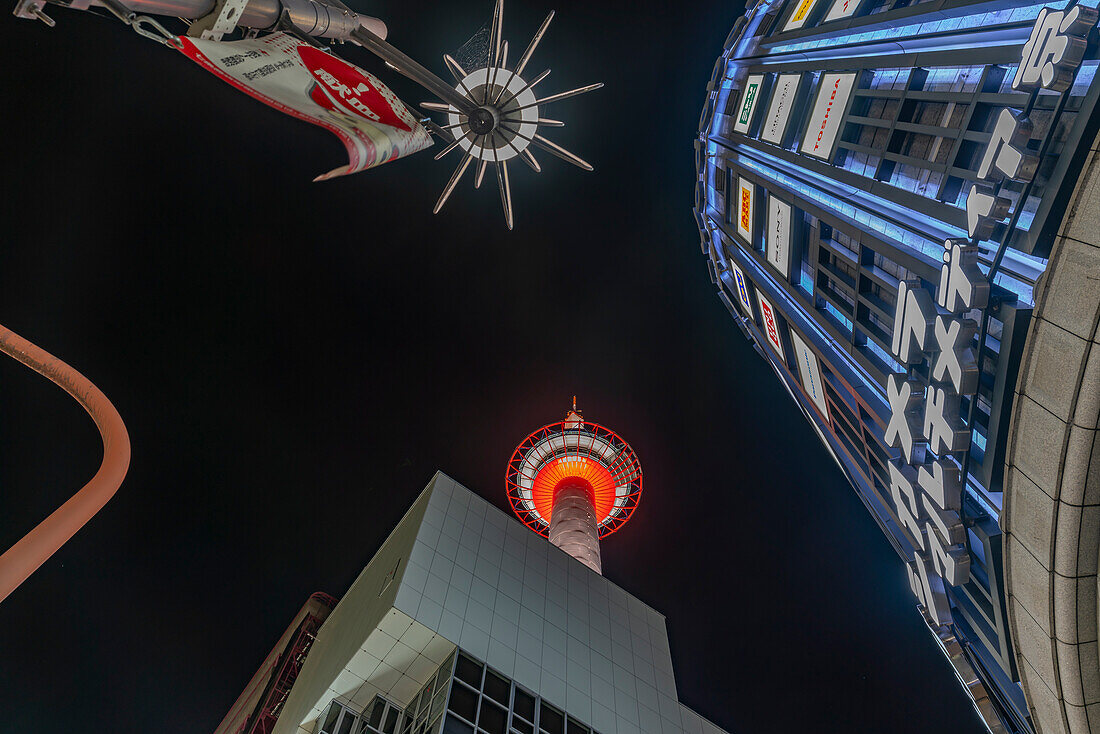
216 471 730 734
693 0 1100 731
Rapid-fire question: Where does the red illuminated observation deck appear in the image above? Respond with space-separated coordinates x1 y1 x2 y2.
505 399 642 574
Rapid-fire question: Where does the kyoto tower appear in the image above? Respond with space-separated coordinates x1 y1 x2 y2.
505 399 642 574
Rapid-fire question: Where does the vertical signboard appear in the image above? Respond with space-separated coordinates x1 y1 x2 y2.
789 330 830 419
766 196 793 278
734 74 765 135
731 262 754 315
800 73 857 160
761 75 801 145
823 0 861 22
783 0 819 30
737 177 755 244
756 292 785 359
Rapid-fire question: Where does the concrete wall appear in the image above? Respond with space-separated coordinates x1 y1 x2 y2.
1004 128 1100 734
267 472 731 734
391 474 684 734
273 474 437 734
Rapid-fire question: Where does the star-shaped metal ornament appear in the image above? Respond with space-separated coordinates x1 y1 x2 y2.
420 0 602 229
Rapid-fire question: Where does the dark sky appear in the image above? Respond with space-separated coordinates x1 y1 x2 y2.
0 1 987 732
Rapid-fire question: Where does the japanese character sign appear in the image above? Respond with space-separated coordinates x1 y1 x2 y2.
1012 5 1099 93
965 184 1011 241
978 109 1038 182
938 239 990 313
891 279 937 364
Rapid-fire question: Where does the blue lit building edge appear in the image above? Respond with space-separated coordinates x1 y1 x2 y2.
694 0 1100 731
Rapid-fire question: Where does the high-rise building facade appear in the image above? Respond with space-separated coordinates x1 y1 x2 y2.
694 1 1100 732
215 471 728 734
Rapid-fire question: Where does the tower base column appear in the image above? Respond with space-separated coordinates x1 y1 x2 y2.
549 481 602 575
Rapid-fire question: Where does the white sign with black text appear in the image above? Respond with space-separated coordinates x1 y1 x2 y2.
766 196 793 278
761 74 801 145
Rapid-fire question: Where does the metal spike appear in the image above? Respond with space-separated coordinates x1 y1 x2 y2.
537 117 564 127
515 11 554 79
475 159 489 189
531 134 593 171
495 128 526 163
434 135 466 160
497 69 550 109
442 54 469 82
520 148 541 173
529 82 603 109
496 159 514 230
488 0 504 69
434 153 475 214
421 119 449 138
442 55 482 111
420 102 452 112
487 41 509 105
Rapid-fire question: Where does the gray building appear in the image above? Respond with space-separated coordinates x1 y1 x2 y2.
693 0 1100 732
215 472 728 734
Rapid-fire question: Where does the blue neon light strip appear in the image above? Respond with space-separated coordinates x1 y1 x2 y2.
800 267 815 294
823 301 854 332
865 338 904 373
766 0 1071 54
731 147 947 261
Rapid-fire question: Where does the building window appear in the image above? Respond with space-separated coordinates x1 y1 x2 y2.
321 701 361 734
441 651 599 734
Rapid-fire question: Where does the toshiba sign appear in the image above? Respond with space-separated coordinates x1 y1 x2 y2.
800 73 856 160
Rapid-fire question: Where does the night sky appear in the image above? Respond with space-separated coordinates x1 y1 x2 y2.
1 0 988 732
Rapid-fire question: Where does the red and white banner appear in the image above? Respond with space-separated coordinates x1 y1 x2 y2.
178 33 432 180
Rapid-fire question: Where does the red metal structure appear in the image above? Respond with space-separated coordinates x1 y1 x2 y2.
216 592 338 734
505 399 642 574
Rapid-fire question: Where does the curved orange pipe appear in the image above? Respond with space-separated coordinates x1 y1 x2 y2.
0 323 130 604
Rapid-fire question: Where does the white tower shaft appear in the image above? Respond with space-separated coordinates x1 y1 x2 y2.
548 482 602 575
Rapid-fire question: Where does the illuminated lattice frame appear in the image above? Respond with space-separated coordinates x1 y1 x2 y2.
505 420 642 539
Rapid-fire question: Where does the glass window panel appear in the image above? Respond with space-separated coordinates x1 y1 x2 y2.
339 713 359 734
449 683 479 724
322 704 343 734
437 656 456 690
421 683 436 715
431 687 448 723
539 704 564 734
478 701 507 734
513 689 536 723
456 655 484 689
512 721 534 734
369 700 386 730
484 671 510 707
384 708 400 734
444 714 475 734
567 718 587 734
